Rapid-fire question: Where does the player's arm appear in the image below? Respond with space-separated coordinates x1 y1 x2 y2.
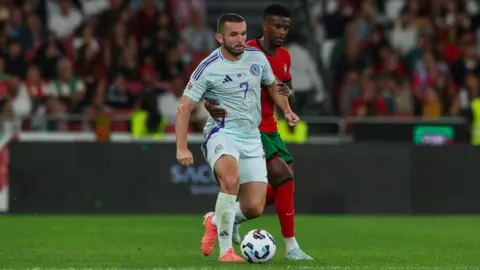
175 76 208 165
265 80 292 114
282 80 297 113
259 54 291 114
283 50 297 113
175 96 197 150
261 54 299 126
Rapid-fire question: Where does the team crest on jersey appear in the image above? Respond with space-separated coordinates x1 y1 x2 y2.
250 64 261 76
215 144 223 154
283 64 288 75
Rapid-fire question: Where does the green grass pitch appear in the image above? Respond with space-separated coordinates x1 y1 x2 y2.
1 215 480 269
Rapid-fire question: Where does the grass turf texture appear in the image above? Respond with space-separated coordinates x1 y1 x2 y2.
1 215 480 269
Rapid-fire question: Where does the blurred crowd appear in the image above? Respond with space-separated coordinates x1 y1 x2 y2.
309 0 480 119
0 0 211 132
2 0 479 133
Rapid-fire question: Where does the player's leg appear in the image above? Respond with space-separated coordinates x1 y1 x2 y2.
231 148 268 239
261 131 279 206
200 134 244 261
268 132 313 260
230 133 273 244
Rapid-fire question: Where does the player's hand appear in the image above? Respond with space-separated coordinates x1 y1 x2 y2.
176 148 194 166
284 111 300 127
204 99 227 120
276 81 292 97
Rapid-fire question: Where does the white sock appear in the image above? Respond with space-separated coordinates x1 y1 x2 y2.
285 237 300 253
233 201 247 225
215 192 237 257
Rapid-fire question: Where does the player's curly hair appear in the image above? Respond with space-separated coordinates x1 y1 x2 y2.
263 4 290 19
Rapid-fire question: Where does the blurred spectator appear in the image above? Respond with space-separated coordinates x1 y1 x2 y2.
0 76 32 132
96 0 126 37
321 0 354 40
286 35 325 114
21 66 47 112
451 72 479 116
103 21 137 76
5 76 31 118
34 32 65 80
76 43 106 109
350 74 387 117
20 13 44 59
74 22 99 56
140 11 178 65
355 0 377 43
390 7 418 56
132 0 160 40
180 8 215 53
48 0 83 39
80 0 109 17
129 0 164 12
450 41 480 86
158 41 188 81
46 58 85 113
4 38 28 78
340 68 362 116
422 86 442 119
0 57 7 81
393 80 414 115
105 72 134 109
135 66 164 133
159 74 207 129
8 7 23 38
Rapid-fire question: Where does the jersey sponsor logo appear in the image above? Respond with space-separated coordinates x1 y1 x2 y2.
250 64 261 76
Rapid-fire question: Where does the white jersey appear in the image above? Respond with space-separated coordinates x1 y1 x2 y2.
183 47 275 140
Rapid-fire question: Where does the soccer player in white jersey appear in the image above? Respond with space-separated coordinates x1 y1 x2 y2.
175 13 299 262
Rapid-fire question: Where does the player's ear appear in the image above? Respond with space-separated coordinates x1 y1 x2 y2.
262 20 268 32
215 33 223 45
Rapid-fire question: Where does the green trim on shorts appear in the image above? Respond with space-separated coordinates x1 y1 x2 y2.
260 131 294 163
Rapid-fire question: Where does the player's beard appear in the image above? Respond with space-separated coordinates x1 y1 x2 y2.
223 43 244 57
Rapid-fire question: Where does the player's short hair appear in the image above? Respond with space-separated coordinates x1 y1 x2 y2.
217 13 245 34
263 4 290 19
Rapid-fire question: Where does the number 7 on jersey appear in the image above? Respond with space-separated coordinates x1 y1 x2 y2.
240 82 249 99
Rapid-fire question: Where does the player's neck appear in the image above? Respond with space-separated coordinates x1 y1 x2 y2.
220 47 242 62
258 37 277 56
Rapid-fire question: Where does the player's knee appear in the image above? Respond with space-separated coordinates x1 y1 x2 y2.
242 202 264 220
218 175 239 194
267 157 294 190
215 155 240 194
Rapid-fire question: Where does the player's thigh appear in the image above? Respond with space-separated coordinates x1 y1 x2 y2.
263 133 293 188
270 132 294 164
202 134 240 191
261 131 280 162
238 156 267 217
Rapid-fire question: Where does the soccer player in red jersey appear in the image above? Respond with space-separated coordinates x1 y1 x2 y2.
204 4 313 260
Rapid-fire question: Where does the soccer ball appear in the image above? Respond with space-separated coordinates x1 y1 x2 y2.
240 229 276 263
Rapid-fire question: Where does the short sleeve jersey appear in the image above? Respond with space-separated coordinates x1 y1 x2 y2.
183 47 275 140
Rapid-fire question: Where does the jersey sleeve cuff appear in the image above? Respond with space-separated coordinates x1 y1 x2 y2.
265 76 275 86
183 92 200 103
